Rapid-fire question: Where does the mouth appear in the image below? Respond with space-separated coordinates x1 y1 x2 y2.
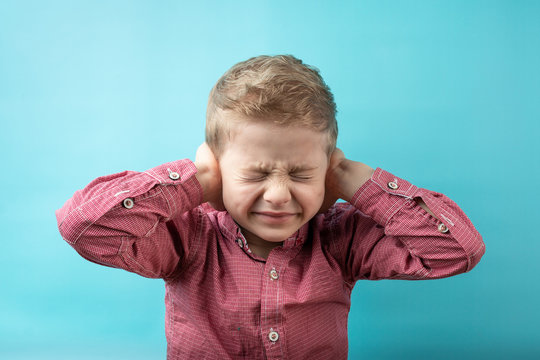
253 211 297 224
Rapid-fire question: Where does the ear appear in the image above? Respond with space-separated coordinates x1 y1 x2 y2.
318 148 345 214
209 156 226 211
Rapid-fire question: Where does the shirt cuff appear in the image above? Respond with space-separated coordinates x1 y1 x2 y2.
143 159 203 215
351 167 420 226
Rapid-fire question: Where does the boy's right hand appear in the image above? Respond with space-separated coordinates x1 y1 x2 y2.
195 143 225 211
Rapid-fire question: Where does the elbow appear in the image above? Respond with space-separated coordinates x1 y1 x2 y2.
466 233 486 272
426 232 485 279
55 205 84 246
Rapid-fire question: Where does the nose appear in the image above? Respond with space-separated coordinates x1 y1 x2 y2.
263 181 291 206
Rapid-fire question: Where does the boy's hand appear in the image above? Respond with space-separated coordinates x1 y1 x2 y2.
195 143 225 211
319 148 375 213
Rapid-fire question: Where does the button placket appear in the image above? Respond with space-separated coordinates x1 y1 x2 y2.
261 258 284 357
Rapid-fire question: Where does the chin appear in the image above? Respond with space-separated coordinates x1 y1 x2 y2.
263 236 290 243
256 229 298 243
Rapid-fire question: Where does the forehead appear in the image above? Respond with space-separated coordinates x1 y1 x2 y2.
221 118 329 168
217 109 332 148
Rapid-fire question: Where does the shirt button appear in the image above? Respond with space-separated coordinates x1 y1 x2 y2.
269 269 279 280
169 171 180 180
438 223 449 233
122 198 134 209
387 181 399 190
236 238 244 248
268 330 279 342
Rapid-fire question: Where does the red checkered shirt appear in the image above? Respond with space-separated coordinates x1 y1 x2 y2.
55 160 485 359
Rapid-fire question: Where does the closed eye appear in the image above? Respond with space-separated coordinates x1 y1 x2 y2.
290 173 313 181
241 172 268 182
246 176 266 182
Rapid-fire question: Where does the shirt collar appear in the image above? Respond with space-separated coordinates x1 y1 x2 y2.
218 211 308 250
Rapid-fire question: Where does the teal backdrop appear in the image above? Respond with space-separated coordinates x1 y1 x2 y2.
1 1 538 359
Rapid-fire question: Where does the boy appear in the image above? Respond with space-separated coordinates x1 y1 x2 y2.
56 55 485 359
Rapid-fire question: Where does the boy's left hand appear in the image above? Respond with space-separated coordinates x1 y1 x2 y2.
319 148 375 213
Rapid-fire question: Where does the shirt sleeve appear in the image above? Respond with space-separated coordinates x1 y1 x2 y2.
55 159 203 279
332 168 485 282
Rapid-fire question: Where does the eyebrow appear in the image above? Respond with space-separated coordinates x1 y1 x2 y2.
242 163 318 172
289 165 318 172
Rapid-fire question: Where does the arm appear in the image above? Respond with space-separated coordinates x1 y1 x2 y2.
55 145 222 279
55 160 202 279
325 149 435 218
325 149 485 281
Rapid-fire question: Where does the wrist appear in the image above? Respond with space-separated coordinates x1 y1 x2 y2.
194 164 218 204
336 160 374 201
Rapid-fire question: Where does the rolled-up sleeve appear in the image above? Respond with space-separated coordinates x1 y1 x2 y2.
55 159 203 279
339 168 485 281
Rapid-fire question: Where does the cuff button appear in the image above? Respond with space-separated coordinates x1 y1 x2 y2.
387 181 399 190
169 171 180 180
122 198 134 209
438 223 449 233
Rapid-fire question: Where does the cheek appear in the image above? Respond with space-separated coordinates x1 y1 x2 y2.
296 182 325 207
313 186 326 203
222 181 259 209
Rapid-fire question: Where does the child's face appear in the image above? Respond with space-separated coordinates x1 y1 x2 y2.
218 115 329 247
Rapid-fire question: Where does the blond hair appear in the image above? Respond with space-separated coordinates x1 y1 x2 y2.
206 55 337 155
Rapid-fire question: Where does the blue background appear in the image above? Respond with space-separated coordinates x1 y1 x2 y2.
1 1 538 359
